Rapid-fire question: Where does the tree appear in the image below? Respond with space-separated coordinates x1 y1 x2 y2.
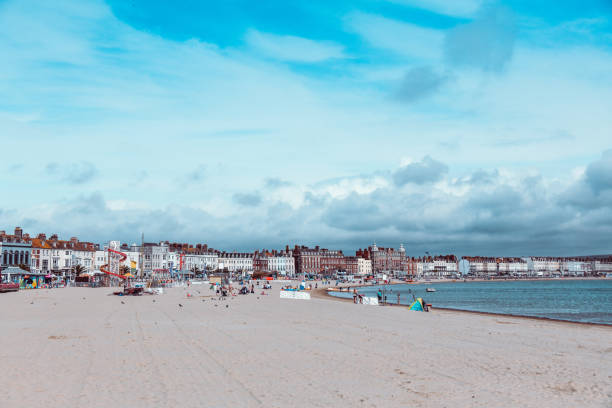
73 264 85 277
18 263 30 272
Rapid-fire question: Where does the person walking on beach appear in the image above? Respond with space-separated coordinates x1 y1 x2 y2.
353 288 358 304
377 289 382 303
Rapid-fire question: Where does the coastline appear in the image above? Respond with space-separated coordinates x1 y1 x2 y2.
317 287 612 328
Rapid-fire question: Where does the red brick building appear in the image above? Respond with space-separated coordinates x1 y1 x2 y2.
292 245 345 275
344 256 359 275
356 243 407 274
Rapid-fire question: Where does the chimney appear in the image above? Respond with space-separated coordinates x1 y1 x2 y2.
70 237 78 243
14 227 23 238
38 233 46 240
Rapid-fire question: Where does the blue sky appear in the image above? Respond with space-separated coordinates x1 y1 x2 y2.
1 0 611 256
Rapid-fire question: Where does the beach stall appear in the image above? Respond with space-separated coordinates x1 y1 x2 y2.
1 266 46 288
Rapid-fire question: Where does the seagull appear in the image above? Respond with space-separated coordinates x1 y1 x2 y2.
121 301 125 304
30 301 34 304
152 299 155 302
226 305 229 308
178 304 183 307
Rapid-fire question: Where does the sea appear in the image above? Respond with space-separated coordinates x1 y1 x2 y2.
329 279 612 325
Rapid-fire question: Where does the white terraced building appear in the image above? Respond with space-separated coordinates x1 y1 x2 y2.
182 252 219 273
357 258 371 276
267 254 295 276
218 252 253 274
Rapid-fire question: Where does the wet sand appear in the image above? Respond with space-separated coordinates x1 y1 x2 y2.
1 285 610 407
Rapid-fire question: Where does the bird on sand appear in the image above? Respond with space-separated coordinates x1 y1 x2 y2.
178 304 183 307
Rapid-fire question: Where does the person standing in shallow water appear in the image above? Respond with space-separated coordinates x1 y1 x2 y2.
353 288 358 304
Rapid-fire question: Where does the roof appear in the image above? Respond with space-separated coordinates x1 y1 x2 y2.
1 266 44 275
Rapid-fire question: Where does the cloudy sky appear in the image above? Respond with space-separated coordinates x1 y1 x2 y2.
1 0 611 256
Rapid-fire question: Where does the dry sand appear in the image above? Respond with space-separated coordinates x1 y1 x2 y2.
0 284 610 408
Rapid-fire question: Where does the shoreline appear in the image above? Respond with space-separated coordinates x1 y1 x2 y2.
316 287 612 328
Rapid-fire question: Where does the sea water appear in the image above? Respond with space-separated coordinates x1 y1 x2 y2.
330 279 612 325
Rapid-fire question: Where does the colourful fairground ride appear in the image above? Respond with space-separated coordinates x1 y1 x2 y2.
100 248 132 284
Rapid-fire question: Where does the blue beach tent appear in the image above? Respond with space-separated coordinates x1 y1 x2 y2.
408 298 425 311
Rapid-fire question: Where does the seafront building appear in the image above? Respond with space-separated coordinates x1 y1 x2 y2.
3 226 612 282
253 249 295 277
460 256 528 278
217 252 254 275
358 258 372 276
356 243 406 275
142 242 170 274
30 233 97 276
590 256 612 275
292 245 345 275
168 242 220 274
523 256 612 277
0 228 32 270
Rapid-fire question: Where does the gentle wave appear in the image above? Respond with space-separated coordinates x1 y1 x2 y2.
329 279 612 325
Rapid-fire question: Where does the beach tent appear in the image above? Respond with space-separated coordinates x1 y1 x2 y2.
408 298 424 311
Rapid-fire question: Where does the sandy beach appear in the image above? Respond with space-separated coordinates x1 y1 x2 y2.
1 285 610 408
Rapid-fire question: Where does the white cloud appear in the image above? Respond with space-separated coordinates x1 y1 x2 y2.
386 0 482 18
245 29 345 62
345 12 444 61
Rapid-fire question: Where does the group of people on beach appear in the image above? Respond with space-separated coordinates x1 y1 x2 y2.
210 280 274 298
350 287 405 306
